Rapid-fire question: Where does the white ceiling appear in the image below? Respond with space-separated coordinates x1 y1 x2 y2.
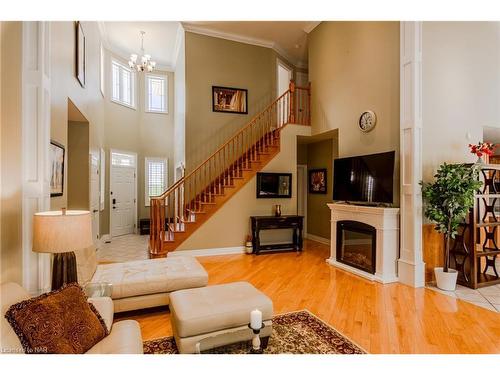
100 21 320 70
100 21 182 69
182 21 320 68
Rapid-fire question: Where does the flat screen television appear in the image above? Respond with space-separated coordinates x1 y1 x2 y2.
333 151 395 204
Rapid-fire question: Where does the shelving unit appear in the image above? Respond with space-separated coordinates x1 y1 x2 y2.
450 164 500 289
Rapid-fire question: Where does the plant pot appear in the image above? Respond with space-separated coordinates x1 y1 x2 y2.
434 267 458 291
245 241 253 254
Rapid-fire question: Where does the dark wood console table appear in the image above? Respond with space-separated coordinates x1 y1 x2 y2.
250 215 304 254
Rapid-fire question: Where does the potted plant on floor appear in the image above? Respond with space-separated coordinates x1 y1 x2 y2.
421 163 482 291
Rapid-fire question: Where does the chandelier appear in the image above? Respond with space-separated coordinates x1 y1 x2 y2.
128 31 156 72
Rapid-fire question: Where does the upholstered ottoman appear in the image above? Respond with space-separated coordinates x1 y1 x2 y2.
76 248 209 313
169 282 273 353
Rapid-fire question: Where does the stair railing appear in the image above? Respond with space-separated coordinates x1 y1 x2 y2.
149 81 311 256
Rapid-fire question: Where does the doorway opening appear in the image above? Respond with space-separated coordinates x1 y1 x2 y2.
109 150 138 238
67 99 100 245
277 59 293 97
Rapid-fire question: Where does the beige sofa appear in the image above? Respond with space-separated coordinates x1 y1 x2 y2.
0 282 143 354
76 248 208 312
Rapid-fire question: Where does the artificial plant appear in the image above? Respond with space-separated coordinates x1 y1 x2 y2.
421 163 482 272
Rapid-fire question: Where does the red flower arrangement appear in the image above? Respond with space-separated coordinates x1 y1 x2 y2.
468 142 496 157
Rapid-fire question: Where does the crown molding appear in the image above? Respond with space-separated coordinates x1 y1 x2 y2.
181 23 307 69
303 21 321 34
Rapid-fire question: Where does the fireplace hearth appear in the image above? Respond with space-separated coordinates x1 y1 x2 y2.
336 220 376 274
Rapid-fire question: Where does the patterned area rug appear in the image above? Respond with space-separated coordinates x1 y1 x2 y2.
143 310 365 354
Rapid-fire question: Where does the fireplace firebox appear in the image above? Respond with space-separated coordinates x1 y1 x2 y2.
336 220 376 274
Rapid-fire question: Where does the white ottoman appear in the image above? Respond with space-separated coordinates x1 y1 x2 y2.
169 282 273 353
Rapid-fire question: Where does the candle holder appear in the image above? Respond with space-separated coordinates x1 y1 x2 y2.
248 323 266 354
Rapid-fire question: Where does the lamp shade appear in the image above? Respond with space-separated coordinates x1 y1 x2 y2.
32 210 93 253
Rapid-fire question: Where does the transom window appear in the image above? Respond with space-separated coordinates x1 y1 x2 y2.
145 157 168 206
145 74 168 113
111 59 135 108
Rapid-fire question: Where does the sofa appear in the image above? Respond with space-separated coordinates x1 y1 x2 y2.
0 282 143 354
76 247 208 313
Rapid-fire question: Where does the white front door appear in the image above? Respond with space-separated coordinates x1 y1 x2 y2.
90 150 100 245
110 151 137 237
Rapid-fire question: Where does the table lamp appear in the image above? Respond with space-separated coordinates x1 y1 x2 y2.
33 208 93 290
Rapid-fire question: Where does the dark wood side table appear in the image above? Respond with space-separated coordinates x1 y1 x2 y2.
250 215 304 254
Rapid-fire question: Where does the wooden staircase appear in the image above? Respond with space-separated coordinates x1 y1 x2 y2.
149 81 311 257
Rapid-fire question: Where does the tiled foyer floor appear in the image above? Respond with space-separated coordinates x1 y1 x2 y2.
97 234 149 263
427 283 500 312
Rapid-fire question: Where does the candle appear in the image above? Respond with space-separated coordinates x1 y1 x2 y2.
250 309 262 330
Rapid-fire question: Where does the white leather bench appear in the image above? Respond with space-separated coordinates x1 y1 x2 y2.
169 282 273 354
76 247 208 313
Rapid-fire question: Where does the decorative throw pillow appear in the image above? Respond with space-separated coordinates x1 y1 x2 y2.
4 283 108 354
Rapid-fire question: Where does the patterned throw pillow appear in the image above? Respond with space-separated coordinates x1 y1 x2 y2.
4 283 108 354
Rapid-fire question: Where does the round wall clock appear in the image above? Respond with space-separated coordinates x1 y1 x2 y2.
358 110 377 132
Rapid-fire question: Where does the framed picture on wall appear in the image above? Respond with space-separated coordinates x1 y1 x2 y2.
50 141 65 197
309 168 327 194
212 86 248 114
75 21 86 88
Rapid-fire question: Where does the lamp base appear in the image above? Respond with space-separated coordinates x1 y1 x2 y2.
51 252 78 291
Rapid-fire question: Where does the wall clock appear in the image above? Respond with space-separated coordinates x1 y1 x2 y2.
358 110 377 132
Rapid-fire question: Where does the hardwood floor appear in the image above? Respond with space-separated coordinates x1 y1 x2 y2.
115 240 500 354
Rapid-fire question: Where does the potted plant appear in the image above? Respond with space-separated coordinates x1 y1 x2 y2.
421 163 482 291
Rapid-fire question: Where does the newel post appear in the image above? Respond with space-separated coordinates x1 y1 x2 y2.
289 79 295 124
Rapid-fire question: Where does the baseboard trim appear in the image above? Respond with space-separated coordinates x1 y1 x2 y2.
168 246 246 258
306 233 330 245
101 234 111 243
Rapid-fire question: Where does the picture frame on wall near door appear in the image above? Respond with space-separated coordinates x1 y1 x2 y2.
308 168 327 194
50 141 65 197
75 21 86 88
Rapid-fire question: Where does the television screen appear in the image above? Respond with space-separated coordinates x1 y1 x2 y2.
333 151 395 204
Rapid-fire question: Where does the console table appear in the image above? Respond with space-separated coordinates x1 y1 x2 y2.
250 215 303 254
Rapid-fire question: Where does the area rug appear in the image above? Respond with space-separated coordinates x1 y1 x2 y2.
143 310 366 354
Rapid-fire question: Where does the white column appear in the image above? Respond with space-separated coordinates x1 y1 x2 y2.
398 22 425 287
22 21 51 293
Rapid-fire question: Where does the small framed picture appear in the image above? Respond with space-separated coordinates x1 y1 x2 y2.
212 86 248 114
50 141 65 197
76 21 86 88
309 168 327 194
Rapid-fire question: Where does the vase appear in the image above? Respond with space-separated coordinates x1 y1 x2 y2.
274 204 281 217
476 156 485 165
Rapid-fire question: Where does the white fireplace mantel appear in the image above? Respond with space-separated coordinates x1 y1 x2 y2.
327 203 400 283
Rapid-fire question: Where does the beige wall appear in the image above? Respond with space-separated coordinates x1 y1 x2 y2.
174 29 186 173
308 21 400 205
178 124 311 250
306 139 337 239
422 22 500 181
0 22 23 284
185 32 293 171
100 50 175 234
67 121 90 210
50 21 105 215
